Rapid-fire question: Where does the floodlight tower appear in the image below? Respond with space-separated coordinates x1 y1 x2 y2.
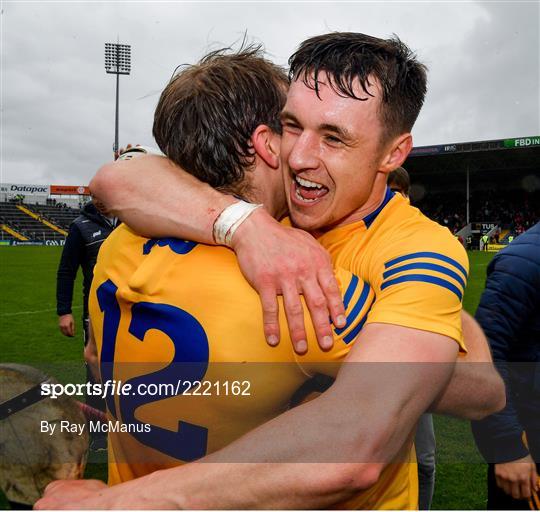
105 42 131 157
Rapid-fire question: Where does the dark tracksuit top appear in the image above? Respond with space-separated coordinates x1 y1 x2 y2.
472 222 540 463
56 202 116 321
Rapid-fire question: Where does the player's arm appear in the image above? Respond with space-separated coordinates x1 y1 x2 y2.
83 318 100 383
473 251 537 456
56 223 84 337
90 155 346 351
472 250 540 499
36 323 459 510
361 237 504 422
90 155 234 244
430 311 505 419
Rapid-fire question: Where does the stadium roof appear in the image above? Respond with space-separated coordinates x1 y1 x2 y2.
404 135 540 174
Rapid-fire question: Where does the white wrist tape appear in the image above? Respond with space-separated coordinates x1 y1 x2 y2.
213 200 263 247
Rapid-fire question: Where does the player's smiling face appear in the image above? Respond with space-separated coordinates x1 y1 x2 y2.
280 75 387 232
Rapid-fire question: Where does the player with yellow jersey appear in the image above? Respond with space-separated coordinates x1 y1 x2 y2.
89 223 374 487
37 35 504 511
87 185 467 510
85 47 396 510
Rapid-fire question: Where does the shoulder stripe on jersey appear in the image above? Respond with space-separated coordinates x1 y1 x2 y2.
335 280 371 335
342 274 359 310
383 262 466 290
381 274 463 301
384 251 468 279
343 312 369 344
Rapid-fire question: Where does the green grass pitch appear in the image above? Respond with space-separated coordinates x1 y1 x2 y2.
0 247 495 509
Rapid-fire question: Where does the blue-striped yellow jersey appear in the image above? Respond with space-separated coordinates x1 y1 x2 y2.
318 188 468 349
90 187 467 510
89 224 375 502
314 188 469 509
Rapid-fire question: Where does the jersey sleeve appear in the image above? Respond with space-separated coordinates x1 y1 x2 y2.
296 267 375 377
366 230 469 350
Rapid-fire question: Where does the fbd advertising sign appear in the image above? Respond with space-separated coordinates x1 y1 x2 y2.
503 136 540 148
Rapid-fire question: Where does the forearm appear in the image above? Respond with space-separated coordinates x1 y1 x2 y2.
125 366 445 508
90 152 346 350
100 461 365 510
89 156 235 243
56 228 83 314
57 260 77 315
431 360 504 419
170 326 458 509
56 276 75 315
98 392 377 509
431 311 505 419
84 319 100 383
48 326 458 510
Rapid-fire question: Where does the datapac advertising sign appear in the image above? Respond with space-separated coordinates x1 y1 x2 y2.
0 183 50 196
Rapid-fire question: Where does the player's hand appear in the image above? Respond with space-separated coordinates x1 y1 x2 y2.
34 477 173 510
494 454 539 500
230 208 346 353
114 143 133 161
34 479 108 509
58 313 75 337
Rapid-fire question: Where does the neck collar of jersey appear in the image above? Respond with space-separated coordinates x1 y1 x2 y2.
315 186 397 245
362 186 395 229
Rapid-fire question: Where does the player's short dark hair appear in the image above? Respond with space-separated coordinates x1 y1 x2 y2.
388 166 410 196
288 32 428 142
153 45 288 193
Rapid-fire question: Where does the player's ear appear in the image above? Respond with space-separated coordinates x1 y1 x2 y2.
379 133 413 175
252 124 280 169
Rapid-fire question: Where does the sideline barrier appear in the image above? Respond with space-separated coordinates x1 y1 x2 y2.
2 240 65 246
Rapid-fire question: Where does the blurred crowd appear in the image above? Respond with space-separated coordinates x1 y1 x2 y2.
416 190 539 235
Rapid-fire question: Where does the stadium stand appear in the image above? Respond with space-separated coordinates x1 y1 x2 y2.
405 136 540 247
16 204 68 236
415 192 467 233
415 190 540 236
28 202 81 230
1 224 25 242
0 200 79 242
